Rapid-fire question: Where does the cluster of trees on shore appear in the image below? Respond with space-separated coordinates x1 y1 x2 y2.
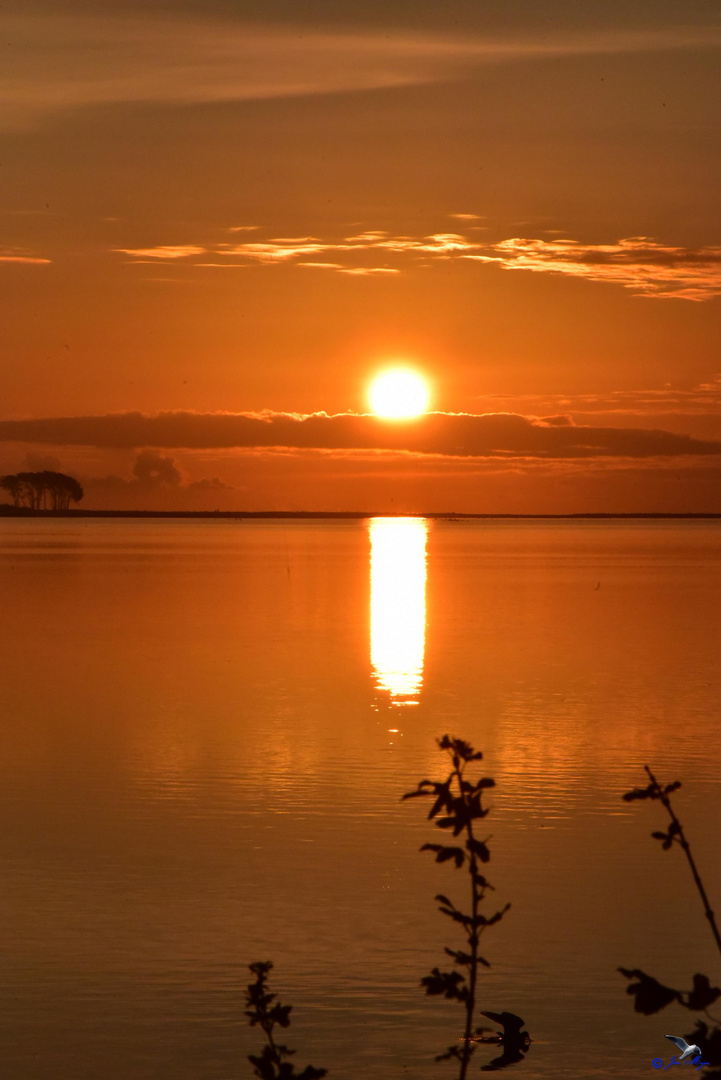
0 470 83 511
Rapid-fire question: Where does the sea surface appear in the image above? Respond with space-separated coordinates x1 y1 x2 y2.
1 516 720 1079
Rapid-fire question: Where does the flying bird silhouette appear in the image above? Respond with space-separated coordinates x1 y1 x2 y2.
665 1035 701 1061
481 1012 528 1038
478 1011 531 1072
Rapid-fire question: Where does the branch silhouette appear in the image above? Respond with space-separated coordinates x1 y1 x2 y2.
245 962 327 1080
402 735 529 1077
620 766 721 1076
623 765 721 957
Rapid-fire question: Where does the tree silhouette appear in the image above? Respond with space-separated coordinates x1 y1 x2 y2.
1 470 83 510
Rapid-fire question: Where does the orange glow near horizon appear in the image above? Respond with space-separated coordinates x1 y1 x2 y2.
369 516 428 705
369 369 430 419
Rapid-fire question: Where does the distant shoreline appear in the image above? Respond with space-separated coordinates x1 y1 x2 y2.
1 506 720 520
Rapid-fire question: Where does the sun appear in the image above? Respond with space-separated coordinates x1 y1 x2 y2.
369 369 430 419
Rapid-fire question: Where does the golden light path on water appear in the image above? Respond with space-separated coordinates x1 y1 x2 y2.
369 516 428 705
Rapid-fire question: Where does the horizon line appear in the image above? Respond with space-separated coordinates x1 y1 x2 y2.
2 508 720 521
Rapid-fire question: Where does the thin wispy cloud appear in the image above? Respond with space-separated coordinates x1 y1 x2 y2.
221 240 336 262
2 13 719 129
465 237 721 301
0 246 51 264
297 261 399 273
115 245 206 260
111 231 721 300
336 267 400 275
298 262 344 270
376 233 477 254
215 231 476 264
481 378 721 418
345 231 391 242
2 410 720 461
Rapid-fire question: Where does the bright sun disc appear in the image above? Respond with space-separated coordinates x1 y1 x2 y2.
369 369 429 419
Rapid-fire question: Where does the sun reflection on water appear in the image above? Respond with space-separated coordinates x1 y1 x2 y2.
369 516 428 705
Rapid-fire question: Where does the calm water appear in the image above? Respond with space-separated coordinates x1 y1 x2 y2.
1 517 720 1079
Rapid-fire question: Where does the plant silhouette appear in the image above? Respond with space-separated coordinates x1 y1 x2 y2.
246 737 529 1077
245 961 327 1080
620 766 721 1076
402 735 529 1076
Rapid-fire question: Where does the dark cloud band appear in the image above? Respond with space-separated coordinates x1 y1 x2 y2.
1 411 720 460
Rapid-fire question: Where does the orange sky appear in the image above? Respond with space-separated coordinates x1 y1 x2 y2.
1 0 720 512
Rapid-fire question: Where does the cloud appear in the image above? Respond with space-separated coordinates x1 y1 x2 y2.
221 239 337 262
185 476 234 493
2 410 720 461
0 246 51 264
373 233 477 254
111 230 721 299
132 449 181 485
209 230 476 269
344 231 390 242
481 378 721 418
82 450 234 509
336 266 400 275
464 237 721 300
3 13 719 129
22 451 63 471
115 245 206 260
298 261 344 269
539 415 575 427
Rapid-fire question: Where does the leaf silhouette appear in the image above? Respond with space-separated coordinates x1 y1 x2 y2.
618 967 681 1014
421 967 469 1001
401 779 436 801
444 947 473 967
421 843 466 867
683 973 721 1012
466 838 491 863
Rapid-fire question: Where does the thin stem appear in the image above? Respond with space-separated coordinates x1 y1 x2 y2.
262 1017 281 1067
457 761 482 1080
645 765 721 960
